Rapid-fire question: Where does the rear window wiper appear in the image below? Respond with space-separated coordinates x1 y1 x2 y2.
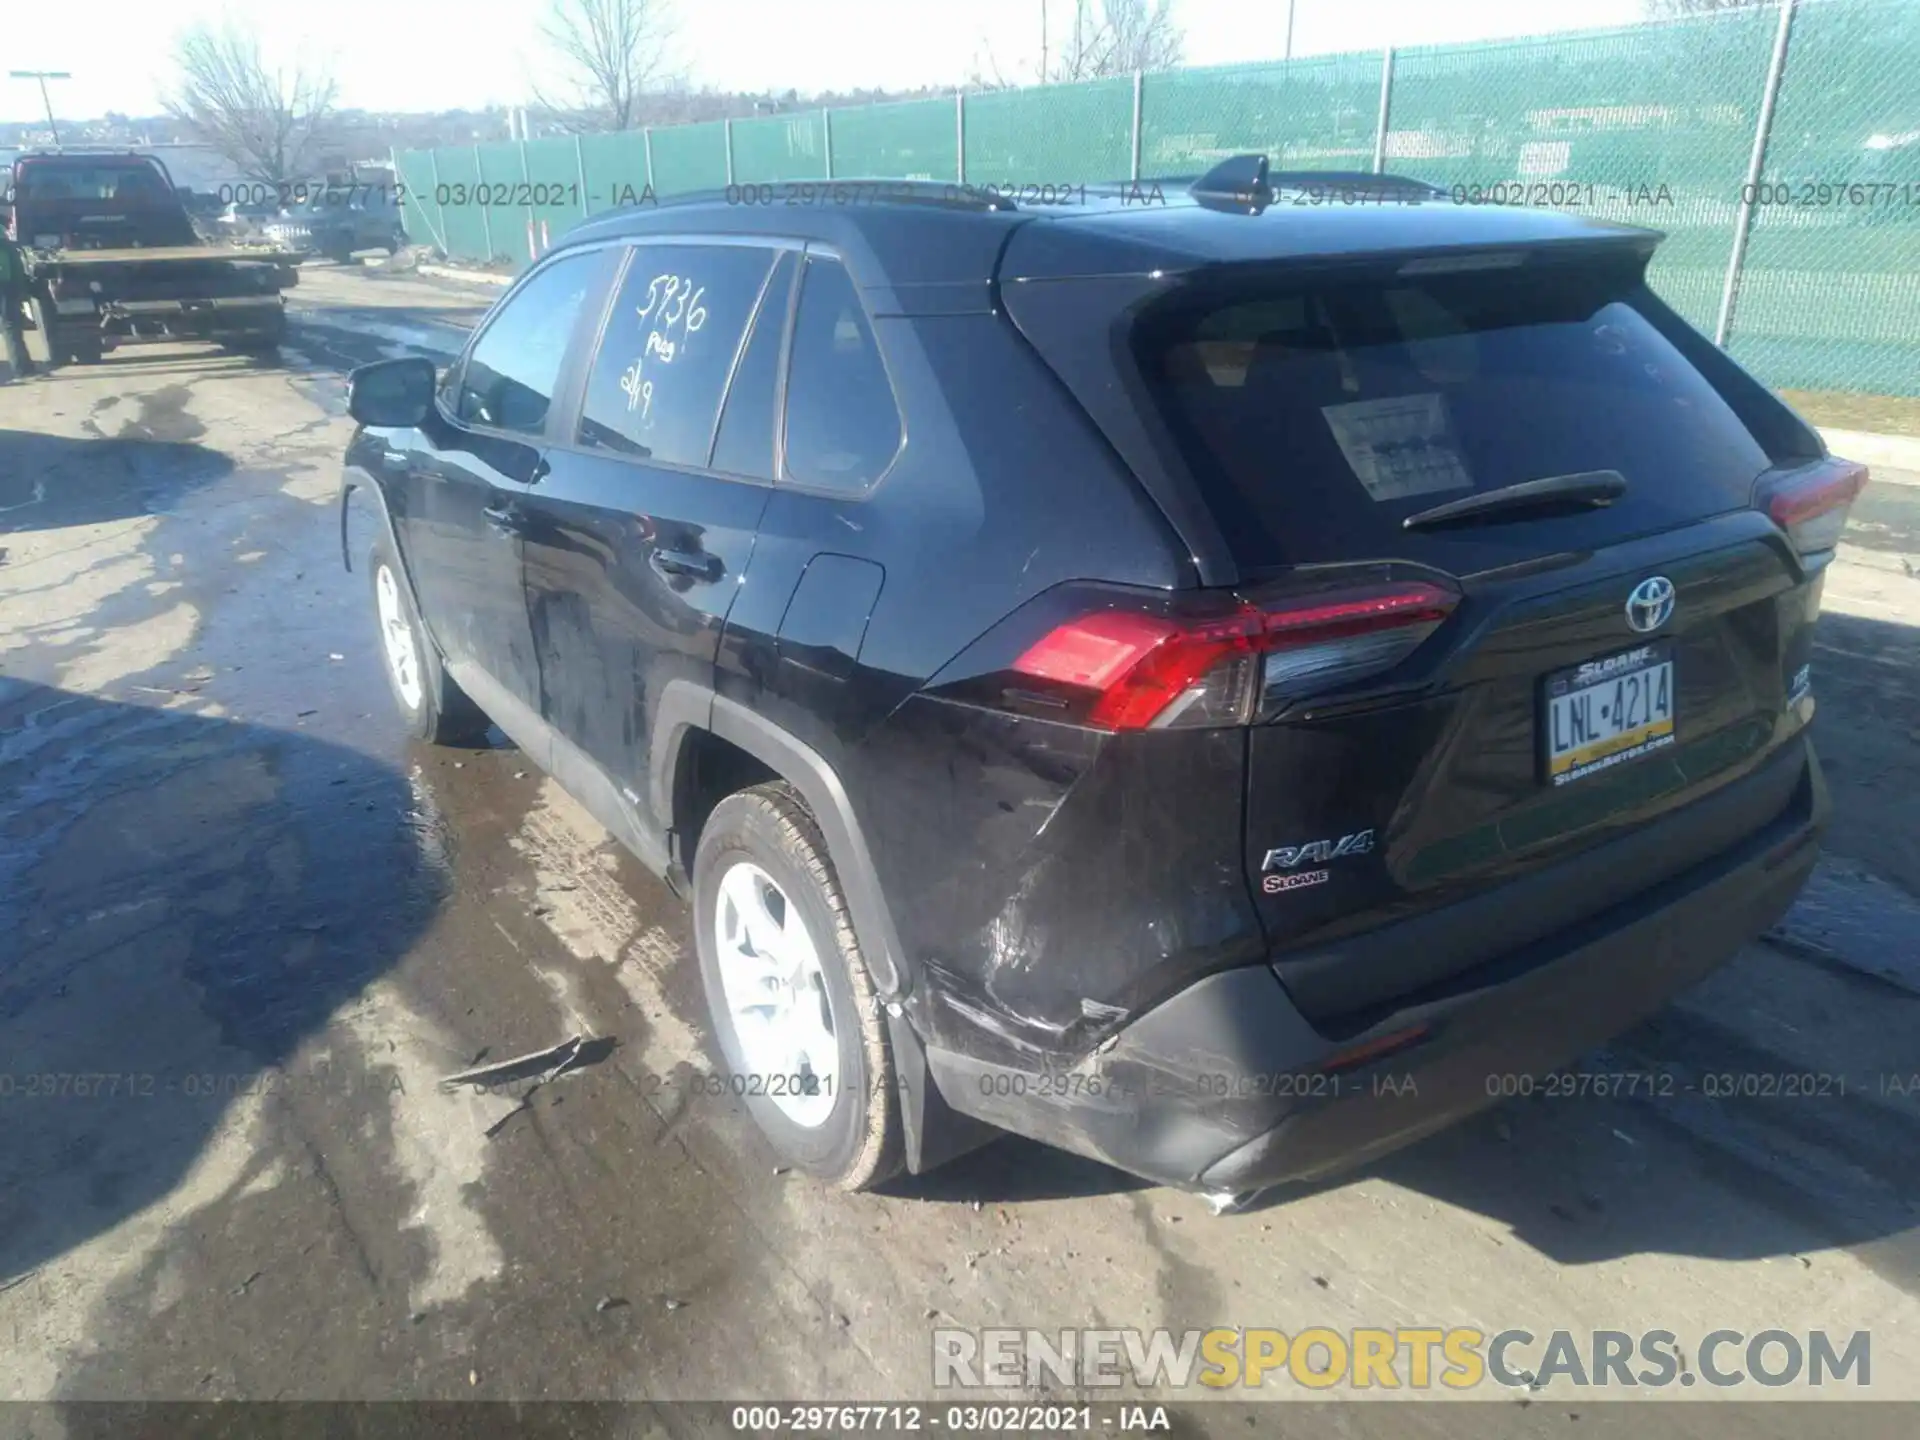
1401 470 1627 531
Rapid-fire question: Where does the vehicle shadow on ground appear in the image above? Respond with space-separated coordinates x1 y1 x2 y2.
0 678 444 1282
887 1135 1154 1204
0 425 235 534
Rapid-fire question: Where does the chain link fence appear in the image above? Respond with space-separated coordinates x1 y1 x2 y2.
395 0 1918 398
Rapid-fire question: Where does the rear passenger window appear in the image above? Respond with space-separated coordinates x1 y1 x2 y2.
781 257 901 492
577 244 775 467
456 250 601 435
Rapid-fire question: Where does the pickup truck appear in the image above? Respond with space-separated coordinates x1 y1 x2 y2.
4 149 303 363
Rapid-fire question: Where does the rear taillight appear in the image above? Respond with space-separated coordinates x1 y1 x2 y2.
1008 577 1457 731
1756 457 1869 557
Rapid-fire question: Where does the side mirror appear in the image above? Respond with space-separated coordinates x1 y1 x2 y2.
348 356 436 428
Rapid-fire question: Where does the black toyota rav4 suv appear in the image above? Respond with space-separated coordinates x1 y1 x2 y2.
339 157 1863 1202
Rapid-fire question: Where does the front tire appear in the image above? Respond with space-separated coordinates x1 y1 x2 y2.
693 783 904 1191
367 535 490 745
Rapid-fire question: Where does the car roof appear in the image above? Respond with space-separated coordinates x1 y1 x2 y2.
549 173 1662 311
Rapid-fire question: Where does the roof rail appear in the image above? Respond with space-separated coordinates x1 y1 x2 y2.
1187 153 1444 213
1269 168 1447 197
623 177 1020 215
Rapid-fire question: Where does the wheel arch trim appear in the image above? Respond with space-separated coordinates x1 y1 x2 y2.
649 686 996 1175
655 685 908 1003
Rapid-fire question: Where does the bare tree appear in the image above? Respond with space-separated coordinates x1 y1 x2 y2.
1093 0 1185 75
978 1 1184 88
165 24 337 185
539 0 677 131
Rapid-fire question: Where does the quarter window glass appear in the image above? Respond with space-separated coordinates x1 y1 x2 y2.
782 257 901 491
578 244 775 466
710 251 796 481
456 251 600 435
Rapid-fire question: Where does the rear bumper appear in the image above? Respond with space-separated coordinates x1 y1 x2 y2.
925 735 1828 1192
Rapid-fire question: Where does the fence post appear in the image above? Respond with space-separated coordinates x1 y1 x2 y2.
1717 0 1798 348
520 138 534 260
724 117 735 185
1130 71 1144 181
956 91 966 183
474 145 495 263
428 148 449 259
575 133 589 218
1373 48 1395 175
823 108 835 180
642 127 655 192
387 143 409 247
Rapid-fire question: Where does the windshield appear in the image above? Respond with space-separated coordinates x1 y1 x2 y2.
15 160 173 203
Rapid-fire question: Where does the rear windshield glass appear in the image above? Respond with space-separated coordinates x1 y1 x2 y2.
15 161 173 203
1139 259 1772 572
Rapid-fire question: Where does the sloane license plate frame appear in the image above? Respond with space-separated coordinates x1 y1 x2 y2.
1543 642 1677 787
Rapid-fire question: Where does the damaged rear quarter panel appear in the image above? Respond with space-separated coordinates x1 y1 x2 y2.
853 695 1267 1069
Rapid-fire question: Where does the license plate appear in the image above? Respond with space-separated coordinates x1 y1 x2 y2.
1543 643 1676 786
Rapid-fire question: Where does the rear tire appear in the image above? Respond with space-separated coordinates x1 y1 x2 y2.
28 296 99 366
692 782 904 1191
367 534 490 745
30 297 102 366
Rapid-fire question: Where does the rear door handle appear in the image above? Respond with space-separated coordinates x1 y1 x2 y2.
649 548 721 582
483 503 522 536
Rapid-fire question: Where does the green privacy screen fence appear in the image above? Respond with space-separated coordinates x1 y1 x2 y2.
396 0 1919 397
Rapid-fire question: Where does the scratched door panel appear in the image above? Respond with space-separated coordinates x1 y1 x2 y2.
518 242 783 837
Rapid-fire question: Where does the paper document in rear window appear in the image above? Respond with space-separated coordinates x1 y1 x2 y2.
1321 393 1473 502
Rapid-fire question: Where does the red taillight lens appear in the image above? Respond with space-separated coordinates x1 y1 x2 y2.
1011 579 1458 731
1013 605 1261 730
1757 457 1868 556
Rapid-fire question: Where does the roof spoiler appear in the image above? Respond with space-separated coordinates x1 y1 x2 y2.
1189 154 1447 213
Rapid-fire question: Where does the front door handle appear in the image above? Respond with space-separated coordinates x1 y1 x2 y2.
483 503 521 536
649 548 721 582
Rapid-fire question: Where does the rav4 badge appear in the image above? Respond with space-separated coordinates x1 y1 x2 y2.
1261 829 1375 872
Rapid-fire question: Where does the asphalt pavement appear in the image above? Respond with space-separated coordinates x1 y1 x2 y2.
0 260 1917 1432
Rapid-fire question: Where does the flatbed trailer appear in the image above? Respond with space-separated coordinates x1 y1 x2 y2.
6 150 304 364
22 243 303 361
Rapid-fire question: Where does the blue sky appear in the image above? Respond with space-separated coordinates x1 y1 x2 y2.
3 0 1645 124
